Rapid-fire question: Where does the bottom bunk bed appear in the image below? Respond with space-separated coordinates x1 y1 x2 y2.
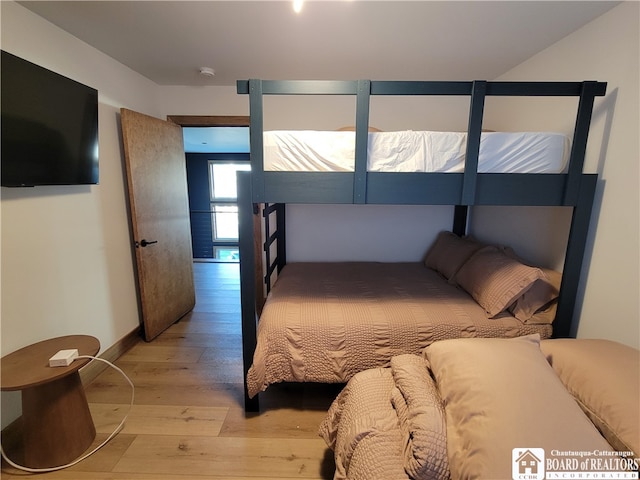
319 335 640 480
247 231 561 399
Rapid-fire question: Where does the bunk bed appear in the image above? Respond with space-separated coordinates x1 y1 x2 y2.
236 79 607 412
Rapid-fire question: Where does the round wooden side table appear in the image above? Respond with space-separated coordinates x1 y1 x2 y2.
1 335 100 469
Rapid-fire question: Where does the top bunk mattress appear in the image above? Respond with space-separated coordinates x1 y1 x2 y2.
263 130 570 173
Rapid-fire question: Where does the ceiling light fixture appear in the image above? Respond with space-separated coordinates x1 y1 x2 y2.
199 67 216 77
293 0 303 14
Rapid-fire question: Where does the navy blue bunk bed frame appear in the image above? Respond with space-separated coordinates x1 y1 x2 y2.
236 79 607 412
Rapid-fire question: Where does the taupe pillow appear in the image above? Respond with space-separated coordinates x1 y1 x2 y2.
509 268 561 322
424 335 615 480
455 245 544 317
501 248 563 322
540 339 640 457
423 231 483 283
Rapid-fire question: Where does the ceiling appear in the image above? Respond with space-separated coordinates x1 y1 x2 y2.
18 1 619 87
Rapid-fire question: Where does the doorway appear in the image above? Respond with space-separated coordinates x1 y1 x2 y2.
167 116 250 262
186 152 250 261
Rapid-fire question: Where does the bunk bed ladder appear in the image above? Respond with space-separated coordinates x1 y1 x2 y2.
239 184 287 412
263 203 286 295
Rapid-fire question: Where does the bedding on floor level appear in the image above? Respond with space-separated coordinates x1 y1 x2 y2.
319 336 640 480
263 130 570 172
246 262 554 398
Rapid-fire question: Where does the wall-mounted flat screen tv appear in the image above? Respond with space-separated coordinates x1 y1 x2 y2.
1 50 99 187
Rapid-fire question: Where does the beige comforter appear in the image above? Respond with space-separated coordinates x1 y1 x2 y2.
247 262 552 398
320 336 628 480
319 354 449 480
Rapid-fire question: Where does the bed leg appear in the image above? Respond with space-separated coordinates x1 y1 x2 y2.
244 391 259 413
238 170 261 414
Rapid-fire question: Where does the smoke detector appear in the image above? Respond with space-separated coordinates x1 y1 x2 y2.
199 67 216 77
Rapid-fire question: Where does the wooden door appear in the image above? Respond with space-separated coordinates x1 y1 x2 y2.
120 109 195 341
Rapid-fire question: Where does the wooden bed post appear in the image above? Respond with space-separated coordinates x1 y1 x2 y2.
238 170 260 412
454 80 486 239
248 79 266 203
564 81 601 205
461 80 486 206
353 80 371 204
555 81 604 337
452 205 468 236
554 174 598 338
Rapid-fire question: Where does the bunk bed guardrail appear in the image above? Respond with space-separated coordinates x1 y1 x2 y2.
237 79 606 207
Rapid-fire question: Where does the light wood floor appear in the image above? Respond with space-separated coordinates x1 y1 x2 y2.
2 262 341 479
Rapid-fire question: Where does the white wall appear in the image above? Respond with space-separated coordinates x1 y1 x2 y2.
0 2 161 427
475 2 639 348
285 204 453 262
158 87 471 262
159 85 247 117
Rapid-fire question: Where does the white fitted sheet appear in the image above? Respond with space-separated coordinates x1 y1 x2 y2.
263 130 570 173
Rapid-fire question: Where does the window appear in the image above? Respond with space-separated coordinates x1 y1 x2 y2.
211 204 240 240
210 163 250 201
209 162 250 259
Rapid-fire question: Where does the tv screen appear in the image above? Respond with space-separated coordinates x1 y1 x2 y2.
1 51 99 187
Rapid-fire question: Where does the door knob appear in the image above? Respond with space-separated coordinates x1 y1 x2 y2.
137 239 158 248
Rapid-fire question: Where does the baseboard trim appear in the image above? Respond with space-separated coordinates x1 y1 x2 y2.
79 327 142 385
